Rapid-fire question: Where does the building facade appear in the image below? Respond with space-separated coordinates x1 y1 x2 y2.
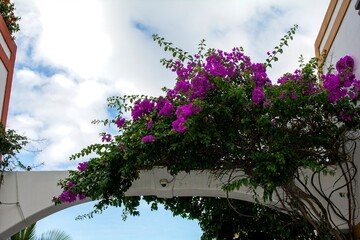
0 13 17 127
315 0 360 77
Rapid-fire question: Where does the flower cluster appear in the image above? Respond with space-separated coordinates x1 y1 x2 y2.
127 52 360 144
168 62 215 101
132 99 155 121
141 135 156 143
129 47 275 139
54 31 360 239
172 103 202 132
101 133 111 142
252 87 265 105
115 117 126 128
0 0 20 38
157 99 174 116
77 161 88 171
322 55 359 102
53 182 85 203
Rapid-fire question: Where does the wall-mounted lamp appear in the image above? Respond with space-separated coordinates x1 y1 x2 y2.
159 179 168 187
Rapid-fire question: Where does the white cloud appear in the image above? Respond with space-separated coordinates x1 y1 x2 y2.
35 0 113 78
8 68 107 169
8 0 329 169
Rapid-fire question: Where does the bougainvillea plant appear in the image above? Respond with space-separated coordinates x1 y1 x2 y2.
54 25 359 239
0 122 30 193
0 0 20 38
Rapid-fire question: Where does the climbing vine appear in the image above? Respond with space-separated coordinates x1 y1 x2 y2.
0 0 20 38
0 122 29 170
0 122 31 192
54 25 359 239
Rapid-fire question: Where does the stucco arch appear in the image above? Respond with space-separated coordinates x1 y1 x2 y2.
0 168 274 239
0 166 351 239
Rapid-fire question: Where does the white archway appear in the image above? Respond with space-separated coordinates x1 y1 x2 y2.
0 168 272 239
0 167 351 239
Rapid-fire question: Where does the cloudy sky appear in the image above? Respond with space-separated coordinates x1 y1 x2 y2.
8 0 329 239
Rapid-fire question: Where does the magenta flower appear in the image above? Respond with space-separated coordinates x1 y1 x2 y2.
57 190 86 203
67 181 75 188
250 63 271 88
78 194 86 200
175 80 190 93
171 103 202 133
205 54 228 77
175 103 202 119
77 162 88 172
264 98 273 108
102 133 111 142
172 117 187 133
141 135 156 143
323 73 347 102
189 73 214 100
336 55 354 73
166 89 178 100
147 119 153 130
290 92 296 99
322 57 358 102
277 70 302 84
58 190 77 203
340 111 352 122
58 181 78 203
131 99 155 121
115 117 125 128
252 87 265 105
119 142 124 151
158 100 174 116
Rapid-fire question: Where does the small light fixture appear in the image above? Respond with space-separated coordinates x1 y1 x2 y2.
160 179 168 187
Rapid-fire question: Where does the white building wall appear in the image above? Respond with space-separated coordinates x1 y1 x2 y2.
0 31 10 59
320 0 344 52
0 29 10 123
0 60 7 120
323 0 360 77
322 0 360 227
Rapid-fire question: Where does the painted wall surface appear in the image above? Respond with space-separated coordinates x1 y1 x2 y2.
0 31 11 59
319 0 344 52
322 0 360 76
315 0 360 231
325 0 360 227
327 2 360 74
0 28 8 125
0 60 7 119
0 14 16 127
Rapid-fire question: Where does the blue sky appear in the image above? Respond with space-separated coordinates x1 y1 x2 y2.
36 201 202 239
8 0 329 239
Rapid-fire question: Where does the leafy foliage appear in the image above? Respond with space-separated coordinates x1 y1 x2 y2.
37 230 72 240
144 196 321 240
0 122 29 171
10 222 72 240
54 26 359 239
0 0 20 38
10 223 36 240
